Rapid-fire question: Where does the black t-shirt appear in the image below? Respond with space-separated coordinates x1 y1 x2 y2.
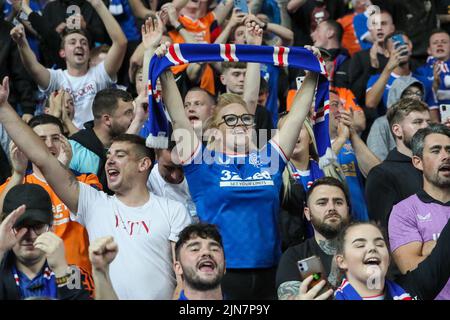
437 0 450 35
255 105 273 148
275 238 333 290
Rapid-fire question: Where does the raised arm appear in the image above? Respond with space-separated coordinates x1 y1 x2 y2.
0 77 79 213
272 47 319 158
159 62 199 163
213 0 234 25
214 8 247 44
128 0 154 19
88 0 127 78
142 16 198 162
365 45 406 109
89 236 119 300
349 126 381 178
243 20 263 114
10 24 50 90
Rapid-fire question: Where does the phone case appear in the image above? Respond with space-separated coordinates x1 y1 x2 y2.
297 256 331 293
234 0 249 13
440 104 450 123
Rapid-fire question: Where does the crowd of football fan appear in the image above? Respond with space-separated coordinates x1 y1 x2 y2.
0 0 449 301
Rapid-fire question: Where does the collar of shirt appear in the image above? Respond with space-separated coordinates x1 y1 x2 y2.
417 190 450 206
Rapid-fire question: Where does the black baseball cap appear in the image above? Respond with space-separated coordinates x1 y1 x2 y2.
2 184 53 228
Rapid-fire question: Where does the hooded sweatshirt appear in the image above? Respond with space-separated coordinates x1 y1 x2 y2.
367 77 425 161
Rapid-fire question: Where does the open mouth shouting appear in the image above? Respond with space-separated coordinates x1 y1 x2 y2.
197 258 217 275
363 256 381 266
107 168 120 182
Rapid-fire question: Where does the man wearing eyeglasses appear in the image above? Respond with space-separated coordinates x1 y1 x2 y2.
0 184 91 300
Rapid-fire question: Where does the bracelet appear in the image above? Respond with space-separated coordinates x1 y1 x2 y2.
175 23 184 32
55 274 70 286
262 22 268 31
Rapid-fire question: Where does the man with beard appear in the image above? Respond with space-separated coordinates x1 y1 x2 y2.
89 223 226 300
276 177 351 300
0 77 191 299
389 124 450 300
69 88 135 195
174 223 225 300
366 98 431 229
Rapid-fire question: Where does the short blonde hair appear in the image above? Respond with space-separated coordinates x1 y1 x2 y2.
203 93 249 146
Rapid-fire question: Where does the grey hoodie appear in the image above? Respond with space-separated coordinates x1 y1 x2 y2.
367 77 425 161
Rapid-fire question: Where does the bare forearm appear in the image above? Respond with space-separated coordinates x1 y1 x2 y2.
332 136 347 156
396 255 428 274
17 42 49 89
160 72 191 128
366 70 390 109
213 0 234 25
92 1 127 45
287 0 307 13
243 63 261 115
63 120 80 136
350 132 381 177
267 23 294 46
0 102 50 166
278 1 292 29
186 63 204 83
93 269 119 300
214 22 234 44
173 0 190 10
178 27 197 43
438 14 450 23
129 0 154 19
126 115 146 135
275 72 318 156
0 101 79 212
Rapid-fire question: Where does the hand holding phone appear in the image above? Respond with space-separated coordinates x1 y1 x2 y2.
391 34 408 57
234 0 249 14
297 256 331 291
439 104 450 124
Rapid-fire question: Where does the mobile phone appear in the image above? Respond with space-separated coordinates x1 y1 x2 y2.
234 0 249 14
296 76 305 90
440 104 450 123
391 34 408 56
297 256 332 294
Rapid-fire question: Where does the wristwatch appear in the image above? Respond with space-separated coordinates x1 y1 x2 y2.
175 23 185 32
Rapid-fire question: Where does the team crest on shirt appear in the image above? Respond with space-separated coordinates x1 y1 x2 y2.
249 153 262 167
417 213 432 222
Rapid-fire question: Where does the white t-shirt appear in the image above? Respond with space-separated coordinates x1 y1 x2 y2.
40 62 115 128
75 182 191 300
147 163 193 205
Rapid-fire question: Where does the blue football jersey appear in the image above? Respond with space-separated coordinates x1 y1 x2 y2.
183 141 287 268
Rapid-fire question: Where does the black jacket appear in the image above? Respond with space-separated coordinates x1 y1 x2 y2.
365 148 423 229
279 168 308 252
69 122 112 195
0 251 91 300
0 20 36 115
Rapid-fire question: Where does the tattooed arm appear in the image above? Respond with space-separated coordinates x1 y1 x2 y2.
277 281 301 300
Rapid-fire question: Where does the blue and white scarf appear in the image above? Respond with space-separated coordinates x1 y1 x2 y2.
144 43 332 166
334 278 412 300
